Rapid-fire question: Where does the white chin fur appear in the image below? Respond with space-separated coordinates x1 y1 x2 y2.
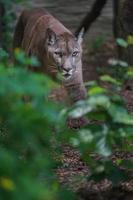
62 73 72 79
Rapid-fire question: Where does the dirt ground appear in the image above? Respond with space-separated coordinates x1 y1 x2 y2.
56 38 133 200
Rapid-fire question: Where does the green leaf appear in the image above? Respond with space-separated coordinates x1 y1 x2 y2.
127 35 133 45
108 104 133 125
79 129 94 143
0 48 9 60
96 137 111 157
127 68 133 78
116 38 128 48
69 101 92 118
89 95 111 109
88 86 107 95
100 75 121 85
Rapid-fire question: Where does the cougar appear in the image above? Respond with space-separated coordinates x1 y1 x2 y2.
13 8 86 104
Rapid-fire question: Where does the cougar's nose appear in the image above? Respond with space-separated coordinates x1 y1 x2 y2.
62 66 72 72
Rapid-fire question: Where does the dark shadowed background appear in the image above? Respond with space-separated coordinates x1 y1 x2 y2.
14 0 113 40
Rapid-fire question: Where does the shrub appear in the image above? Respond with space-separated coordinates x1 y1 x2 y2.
0 49 75 200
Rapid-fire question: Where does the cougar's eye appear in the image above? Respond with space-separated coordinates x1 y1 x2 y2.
54 51 63 57
72 51 79 57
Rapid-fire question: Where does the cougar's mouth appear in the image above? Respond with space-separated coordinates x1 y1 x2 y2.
62 71 73 79
58 66 74 79
64 73 72 79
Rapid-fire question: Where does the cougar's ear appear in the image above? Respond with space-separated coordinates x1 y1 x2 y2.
46 28 57 45
76 28 84 45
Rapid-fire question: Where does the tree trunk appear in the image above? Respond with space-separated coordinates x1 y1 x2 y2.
0 3 5 48
112 0 120 39
117 0 133 65
75 0 108 37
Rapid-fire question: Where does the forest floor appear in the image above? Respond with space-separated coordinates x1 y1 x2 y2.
55 38 133 200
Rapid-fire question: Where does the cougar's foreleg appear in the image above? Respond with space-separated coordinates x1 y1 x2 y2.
64 62 86 104
64 68 88 128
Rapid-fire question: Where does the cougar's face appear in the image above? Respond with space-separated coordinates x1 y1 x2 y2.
46 29 83 79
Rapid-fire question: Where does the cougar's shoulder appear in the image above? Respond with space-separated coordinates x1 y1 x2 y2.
20 8 49 26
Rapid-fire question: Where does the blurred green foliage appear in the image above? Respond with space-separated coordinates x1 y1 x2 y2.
66 38 133 184
0 0 133 197
88 34 107 52
99 37 133 82
0 0 28 49
0 48 75 200
0 42 133 200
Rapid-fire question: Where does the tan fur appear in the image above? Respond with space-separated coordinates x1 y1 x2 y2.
13 8 86 103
